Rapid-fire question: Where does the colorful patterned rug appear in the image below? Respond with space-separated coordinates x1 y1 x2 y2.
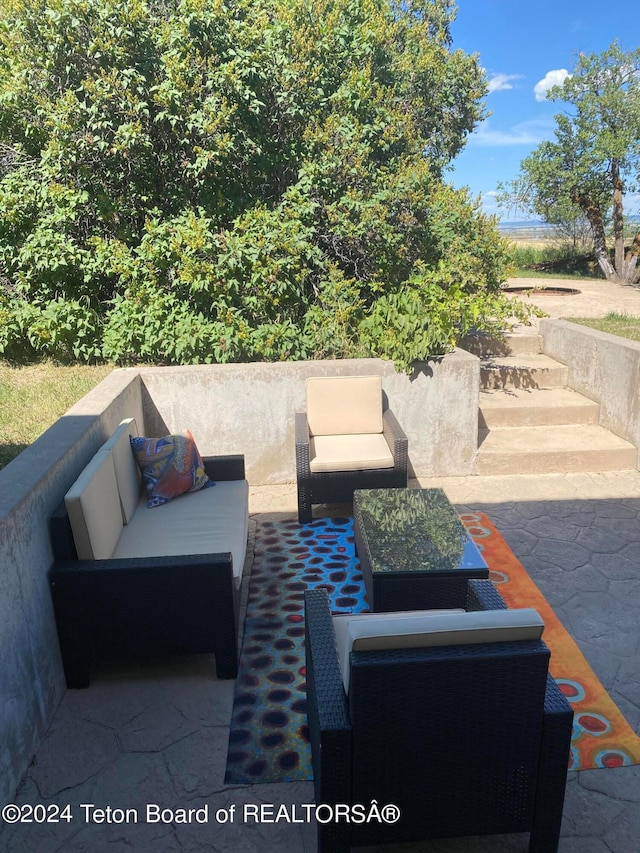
462 511 640 772
225 514 640 784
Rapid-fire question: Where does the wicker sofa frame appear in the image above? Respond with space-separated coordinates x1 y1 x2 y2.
304 583 573 853
48 455 245 688
295 408 409 524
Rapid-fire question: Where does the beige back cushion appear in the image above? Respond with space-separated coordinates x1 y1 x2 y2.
334 608 545 692
64 449 124 560
101 418 140 523
306 376 383 436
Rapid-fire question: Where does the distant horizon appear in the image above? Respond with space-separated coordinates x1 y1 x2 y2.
498 214 640 229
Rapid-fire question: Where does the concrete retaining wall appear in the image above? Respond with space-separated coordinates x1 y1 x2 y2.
0 369 144 805
0 352 479 802
139 351 480 482
540 318 640 467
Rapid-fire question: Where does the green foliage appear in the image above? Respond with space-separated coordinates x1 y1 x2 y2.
0 294 102 362
510 242 598 278
0 0 520 371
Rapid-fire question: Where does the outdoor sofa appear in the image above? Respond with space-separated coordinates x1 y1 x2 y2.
49 418 248 687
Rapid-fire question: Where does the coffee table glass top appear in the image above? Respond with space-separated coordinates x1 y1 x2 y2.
354 488 488 575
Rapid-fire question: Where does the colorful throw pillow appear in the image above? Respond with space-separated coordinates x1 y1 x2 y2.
130 430 215 508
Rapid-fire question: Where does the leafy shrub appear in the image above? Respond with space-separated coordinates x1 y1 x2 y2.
0 0 526 371
0 295 102 362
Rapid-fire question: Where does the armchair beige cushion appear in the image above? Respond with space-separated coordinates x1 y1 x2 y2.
306 375 383 436
309 433 393 473
333 607 545 692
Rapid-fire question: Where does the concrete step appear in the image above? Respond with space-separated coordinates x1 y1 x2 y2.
461 327 543 357
475 424 637 476
480 354 568 390
479 387 600 428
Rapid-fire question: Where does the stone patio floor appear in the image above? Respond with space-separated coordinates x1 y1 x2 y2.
1 470 640 853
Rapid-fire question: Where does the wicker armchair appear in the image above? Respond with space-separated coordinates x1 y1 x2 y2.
295 375 408 524
304 584 573 853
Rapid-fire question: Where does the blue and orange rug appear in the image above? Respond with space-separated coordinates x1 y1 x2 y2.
224 514 640 784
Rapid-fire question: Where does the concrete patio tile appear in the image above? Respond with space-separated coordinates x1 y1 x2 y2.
157 784 317 852
609 577 640 605
577 763 640 799
4 753 178 852
517 559 598 608
590 551 640 581
62 663 232 733
84 751 178 813
560 774 627 840
560 563 610 594
163 727 231 797
116 702 203 754
576 525 636 554
357 832 531 851
612 695 640 733
28 717 121 798
566 635 628 692
55 823 180 853
532 537 591 570
614 659 640 709
557 591 639 657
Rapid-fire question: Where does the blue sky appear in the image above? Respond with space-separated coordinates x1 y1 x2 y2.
448 0 640 221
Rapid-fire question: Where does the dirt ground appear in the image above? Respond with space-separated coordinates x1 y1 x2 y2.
505 276 640 320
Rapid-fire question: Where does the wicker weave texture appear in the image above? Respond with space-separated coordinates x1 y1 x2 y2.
304 587 573 853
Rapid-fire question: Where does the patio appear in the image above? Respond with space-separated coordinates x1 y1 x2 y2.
1 471 639 852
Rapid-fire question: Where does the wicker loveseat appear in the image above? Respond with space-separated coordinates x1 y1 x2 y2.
49 419 248 687
304 583 573 853
295 375 408 523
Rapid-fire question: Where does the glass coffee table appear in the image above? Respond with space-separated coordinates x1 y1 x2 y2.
353 488 489 611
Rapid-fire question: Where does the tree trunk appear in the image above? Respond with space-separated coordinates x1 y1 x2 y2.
611 159 625 279
577 194 616 280
623 230 640 284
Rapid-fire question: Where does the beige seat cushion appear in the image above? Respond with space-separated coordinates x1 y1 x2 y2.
334 607 545 692
306 375 383 436
101 418 140 523
112 479 249 588
64 449 124 560
309 433 393 473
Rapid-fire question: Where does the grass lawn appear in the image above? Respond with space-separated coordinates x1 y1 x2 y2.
566 312 640 343
0 362 112 470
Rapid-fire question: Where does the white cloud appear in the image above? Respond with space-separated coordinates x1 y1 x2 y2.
487 73 523 94
534 69 570 101
477 191 502 217
625 192 640 215
468 118 554 147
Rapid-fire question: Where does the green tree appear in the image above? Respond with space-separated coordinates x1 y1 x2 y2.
0 0 523 368
498 42 640 283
